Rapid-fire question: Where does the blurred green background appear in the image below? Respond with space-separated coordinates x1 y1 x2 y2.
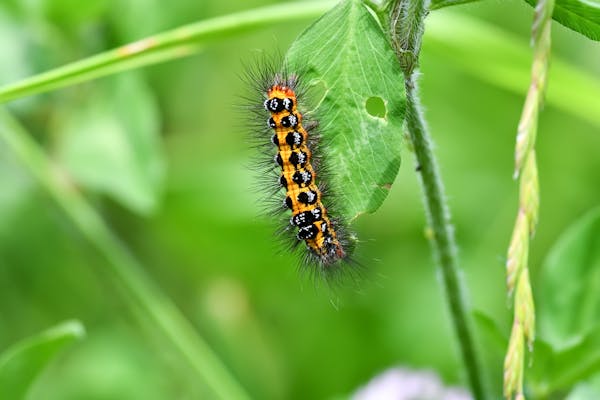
0 0 599 399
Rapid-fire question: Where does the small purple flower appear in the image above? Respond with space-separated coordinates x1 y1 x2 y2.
353 367 472 400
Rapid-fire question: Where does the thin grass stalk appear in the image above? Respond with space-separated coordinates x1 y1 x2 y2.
504 0 554 398
0 1 336 103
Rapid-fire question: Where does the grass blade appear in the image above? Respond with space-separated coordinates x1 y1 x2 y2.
0 1 336 103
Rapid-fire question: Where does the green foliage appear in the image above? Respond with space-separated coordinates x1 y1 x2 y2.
472 311 507 396
0 1 336 103
473 311 507 356
287 0 406 219
0 0 598 399
56 73 164 215
527 209 600 397
425 11 600 130
475 209 600 398
567 375 600 399
0 107 250 400
0 321 85 399
431 0 600 42
528 335 600 397
525 0 600 41
538 207 600 349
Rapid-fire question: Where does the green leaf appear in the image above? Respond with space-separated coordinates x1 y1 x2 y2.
527 339 556 395
0 320 85 399
538 207 600 349
108 0 166 42
524 0 600 42
528 329 600 395
526 208 600 396
56 73 165 215
429 0 600 41
472 310 508 355
549 327 600 390
33 0 110 30
567 374 600 399
286 0 406 220
472 311 507 397
0 8 32 86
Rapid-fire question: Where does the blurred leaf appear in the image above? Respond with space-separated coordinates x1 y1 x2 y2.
529 329 600 396
0 144 35 239
429 0 600 41
28 329 176 400
526 208 600 397
33 0 110 30
431 0 600 41
525 0 600 41
538 207 600 349
566 374 600 399
425 12 600 129
568 384 600 399
57 73 165 215
286 0 406 219
527 339 556 395
472 310 507 397
0 8 33 86
108 0 165 41
0 320 85 399
548 327 600 390
473 310 508 355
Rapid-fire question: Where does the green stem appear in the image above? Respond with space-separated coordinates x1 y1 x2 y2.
390 0 488 398
0 108 250 400
0 1 335 103
405 74 488 399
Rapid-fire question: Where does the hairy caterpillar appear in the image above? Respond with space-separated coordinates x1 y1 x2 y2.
246 61 356 278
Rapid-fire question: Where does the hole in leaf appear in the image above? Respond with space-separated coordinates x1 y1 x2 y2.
365 96 386 118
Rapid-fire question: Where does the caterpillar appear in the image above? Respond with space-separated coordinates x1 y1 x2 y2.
246 62 355 277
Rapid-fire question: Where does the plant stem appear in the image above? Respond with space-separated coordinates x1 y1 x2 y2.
407 76 487 400
404 75 487 399
390 0 487 398
0 108 250 400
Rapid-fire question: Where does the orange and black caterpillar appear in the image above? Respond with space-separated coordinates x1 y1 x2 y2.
264 80 347 265
245 64 354 275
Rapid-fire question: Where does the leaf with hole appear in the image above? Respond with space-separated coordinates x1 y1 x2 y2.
285 0 406 220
